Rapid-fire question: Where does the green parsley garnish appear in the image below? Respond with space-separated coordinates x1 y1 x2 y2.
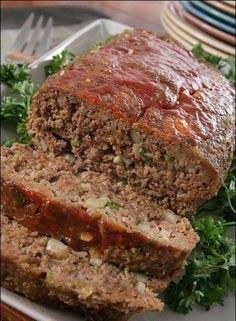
165 156 235 313
192 44 221 66
223 56 235 85
44 50 75 76
1 65 37 146
3 137 17 148
165 217 235 313
192 44 235 85
1 51 76 146
0 63 30 87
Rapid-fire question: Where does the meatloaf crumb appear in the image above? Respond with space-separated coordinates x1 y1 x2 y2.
27 29 235 215
1 144 199 279
1 214 165 321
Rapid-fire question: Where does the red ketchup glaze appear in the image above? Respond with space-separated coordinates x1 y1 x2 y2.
46 30 234 144
2 181 153 252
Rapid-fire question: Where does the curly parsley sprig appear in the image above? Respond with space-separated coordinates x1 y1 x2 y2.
165 154 235 313
1 51 75 146
0 63 30 87
165 217 235 313
192 44 235 85
44 50 75 76
1 64 38 146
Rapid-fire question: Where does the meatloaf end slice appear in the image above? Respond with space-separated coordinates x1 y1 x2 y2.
27 29 235 216
1 144 199 279
1 214 165 321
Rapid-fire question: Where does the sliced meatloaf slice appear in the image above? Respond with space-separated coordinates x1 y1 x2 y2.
1 144 199 279
27 29 235 216
1 214 165 321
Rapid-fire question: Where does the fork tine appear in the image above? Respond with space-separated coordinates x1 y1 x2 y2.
34 17 53 56
10 13 35 52
24 15 44 55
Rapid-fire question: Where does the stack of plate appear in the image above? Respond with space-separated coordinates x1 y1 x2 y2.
161 1 235 58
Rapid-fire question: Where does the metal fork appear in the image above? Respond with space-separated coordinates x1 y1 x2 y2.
6 13 53 63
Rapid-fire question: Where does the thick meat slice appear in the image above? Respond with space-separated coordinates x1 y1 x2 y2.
27 29 235 215
1 214 165 321
1 144 199 279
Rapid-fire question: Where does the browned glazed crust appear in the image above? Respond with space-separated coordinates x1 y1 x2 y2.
29 29 235 178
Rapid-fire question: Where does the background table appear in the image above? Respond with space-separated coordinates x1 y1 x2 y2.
1 1 166 62
1 1 165 31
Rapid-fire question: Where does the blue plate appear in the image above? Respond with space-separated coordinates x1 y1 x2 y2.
191 1 235 26
179 1 235 35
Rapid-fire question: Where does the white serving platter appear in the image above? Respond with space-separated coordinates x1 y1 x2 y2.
1 18 235 321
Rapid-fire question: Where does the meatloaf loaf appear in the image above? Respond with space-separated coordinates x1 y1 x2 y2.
1 144 199 279
1 214 166 321
27 29 235 216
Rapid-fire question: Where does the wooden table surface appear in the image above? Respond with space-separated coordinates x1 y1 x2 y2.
1 1 165 320
1 0 166 32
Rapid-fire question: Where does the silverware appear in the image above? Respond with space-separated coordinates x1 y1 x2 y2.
6 13 53 63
